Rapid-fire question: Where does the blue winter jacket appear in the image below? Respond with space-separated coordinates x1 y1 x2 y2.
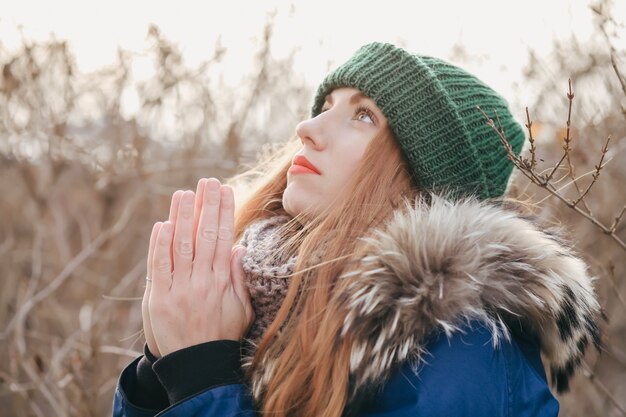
113 196 602 416
112 324 559 416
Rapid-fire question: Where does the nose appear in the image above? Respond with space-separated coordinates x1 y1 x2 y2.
295 114 326 150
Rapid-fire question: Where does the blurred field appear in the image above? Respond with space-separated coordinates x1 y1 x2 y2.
1 10 625 417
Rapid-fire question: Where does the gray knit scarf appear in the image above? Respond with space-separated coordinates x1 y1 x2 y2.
239 215 297 346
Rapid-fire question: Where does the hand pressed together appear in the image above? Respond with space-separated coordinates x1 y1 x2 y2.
142 178 254 358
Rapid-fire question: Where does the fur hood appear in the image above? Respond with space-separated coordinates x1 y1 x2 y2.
247 194 604 402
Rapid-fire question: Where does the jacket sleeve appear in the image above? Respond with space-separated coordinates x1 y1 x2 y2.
111 340 259 417
356 323 560 417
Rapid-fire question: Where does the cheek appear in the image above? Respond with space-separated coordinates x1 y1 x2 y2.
330 144 368 186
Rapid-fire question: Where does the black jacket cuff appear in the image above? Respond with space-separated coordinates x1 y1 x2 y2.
153 339 244 405
129 344 170 411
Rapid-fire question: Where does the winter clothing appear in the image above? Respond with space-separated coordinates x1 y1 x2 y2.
112 41 601 416
112 195 602 416
238 214 295 345
311 42 526 200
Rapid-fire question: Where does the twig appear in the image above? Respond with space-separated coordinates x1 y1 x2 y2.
535 161 614 206
610 204 626 233
522 101 590 202
478 106 546 187
524 107 538 170
545 79 575 184
610 52 626 100
597 12 626 98
28 402 46 417
596 4 626 120
0 229 15 257
606 263 626 313
537 166 624 250
0 193 143 340
0 370 46 417
476 105 626 252
16 223 45 351
560 79 595 213
20 359 66 417
607 344 626 369
582 363 626 416
101 295 143 301
99 345 142 358
50 258 145 371
572 135 611 207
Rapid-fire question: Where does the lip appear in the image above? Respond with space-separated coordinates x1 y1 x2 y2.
290 155 321 175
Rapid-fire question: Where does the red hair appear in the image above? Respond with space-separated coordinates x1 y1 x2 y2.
227 127 418 416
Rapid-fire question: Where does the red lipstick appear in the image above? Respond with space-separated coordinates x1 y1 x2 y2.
290 155 321 175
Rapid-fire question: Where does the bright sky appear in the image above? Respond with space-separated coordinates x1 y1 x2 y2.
1 0 625 115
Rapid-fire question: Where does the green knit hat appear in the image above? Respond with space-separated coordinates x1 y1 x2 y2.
310 42 526 200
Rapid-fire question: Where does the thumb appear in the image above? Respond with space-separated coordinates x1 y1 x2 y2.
230 246 249 303
230 246 255 330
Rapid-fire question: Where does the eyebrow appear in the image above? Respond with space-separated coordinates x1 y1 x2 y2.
323 91 385 126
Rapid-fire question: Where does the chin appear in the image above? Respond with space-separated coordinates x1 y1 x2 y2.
282 198 305 219
282 186 318 219
282 187 299 218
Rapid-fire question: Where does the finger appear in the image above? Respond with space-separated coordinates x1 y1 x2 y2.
168 190 184 264
143 220 161 358
168 190 184 224
194 178 221 274
172 191 195 284
192 178 208 255
152 221 174 295
214 185 235 284
147 222 163 282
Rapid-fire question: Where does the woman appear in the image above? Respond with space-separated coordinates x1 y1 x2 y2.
112 42 603 417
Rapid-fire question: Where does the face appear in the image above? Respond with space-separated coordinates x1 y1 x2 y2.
283 87 388 219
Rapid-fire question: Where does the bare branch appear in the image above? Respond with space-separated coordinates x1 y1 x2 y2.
560 79 595 213
572 135 611 206
51 258 145 371
582 363 626 416
524 107 538 170
20 359 66 417
595 3 626 120
611 204 626 233
536 162 614 206
545 79 575 184
476 104 626 252
0 193 143 341
607 263 626 313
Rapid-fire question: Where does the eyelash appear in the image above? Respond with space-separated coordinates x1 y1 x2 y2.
320 105 377 125
354 105 376 124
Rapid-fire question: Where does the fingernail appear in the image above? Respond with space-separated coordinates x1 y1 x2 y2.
207 179 220 191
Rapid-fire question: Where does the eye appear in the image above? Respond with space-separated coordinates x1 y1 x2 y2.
355 105 376 125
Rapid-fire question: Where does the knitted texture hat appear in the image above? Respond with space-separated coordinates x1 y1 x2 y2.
310 42 526 200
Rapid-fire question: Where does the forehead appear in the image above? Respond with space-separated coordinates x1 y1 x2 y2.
324 87 371 104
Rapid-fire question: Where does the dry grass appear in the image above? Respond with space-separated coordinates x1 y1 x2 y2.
0 17 311 416
1 5 625 416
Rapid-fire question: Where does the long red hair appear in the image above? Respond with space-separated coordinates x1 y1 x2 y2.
227 127 418 417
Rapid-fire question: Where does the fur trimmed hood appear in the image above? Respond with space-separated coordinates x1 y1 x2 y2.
247 194 604 402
